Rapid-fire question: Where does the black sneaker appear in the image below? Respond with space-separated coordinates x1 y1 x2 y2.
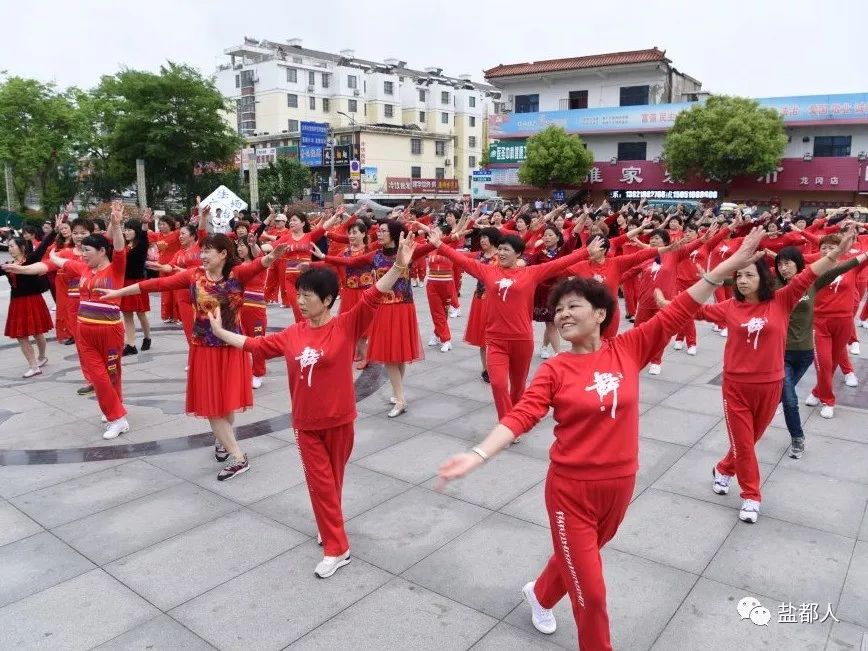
789 437 805 459
122 344 138 357
480 370 490 384
215 442 229 462
217 454 249 481
62 337 75 346
76 384 95 396
140 337 151 351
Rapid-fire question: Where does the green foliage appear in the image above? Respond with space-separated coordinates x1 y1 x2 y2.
257 157 312 211
663 95 788 183
518 126 594 188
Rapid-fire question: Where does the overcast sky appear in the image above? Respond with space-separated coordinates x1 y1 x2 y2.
1 0 864 99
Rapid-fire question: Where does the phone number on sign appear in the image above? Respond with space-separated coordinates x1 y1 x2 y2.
610 190 720 200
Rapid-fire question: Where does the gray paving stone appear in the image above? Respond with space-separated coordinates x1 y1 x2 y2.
105 510 306 610
647 359 710 384
143 434 289 480
345 486 490 573
634 437 689 497
637 377 682 405
651 578 831 651
9 460 182 528
704 517 853 608
826 620 868 651
52 483 240 564
171 542 391 650
290 577 497 650
659 383 727 416
94 614 215 650
803 405 868 444
404 513 552 618
861 509 868 542
758 466 868 538
0 569 160 650
250 463 411 535
0 459 130 499
404 362 479 392
610 489 736 574
348 414 427 460
696 422 790 466
355 431 466 484
440 376 500 403
470 621 564 650
369 393 487 431
439 403 501 442
639 405 720 446
0 531 94 607
838 541 868 628
0 500 42 547
787 434 868 485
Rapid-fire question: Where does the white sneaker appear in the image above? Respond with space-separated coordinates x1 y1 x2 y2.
427 335 441 347
739 499 760 523
719 328 728 338
101 415 108 423
522 581 557 634
844 372 859 387
673 340 684 351
103 417 130 440
712 324 720 332
648 363 662 375
849 342 861 356
861 320 868 329
314 550 351 578
712 466 732 495
820 404 834 419
540 345 552 360
686 345 697 356
448 307 461 318
22 367 42 379
804 393 820 407
185 365 189 372
252 376 263 389
440 341 452 353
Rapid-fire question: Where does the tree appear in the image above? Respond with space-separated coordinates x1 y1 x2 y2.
663 95 787 183
518 126 593 189
92 63 243 209
257 157 311 211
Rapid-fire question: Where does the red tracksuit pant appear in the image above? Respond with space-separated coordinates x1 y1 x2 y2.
534 470 635 651
411 258 426 283
175 294 194 345
426 280 453 343
239 306 267 377
811 316 853 406
633 305 666 365
159 271 178 320
717 378 782 501
284 273 303 323
674 283 697 347
451 267 462 309
77 321 126 421
264 264 288 305
55 289 71 341
295 422 354 556
622 277 637 317
68 297 93 385
486 338 534 418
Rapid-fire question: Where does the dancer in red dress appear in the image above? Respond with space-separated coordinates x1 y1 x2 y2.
207 233 416 578
101 235 287 479
50 218 74 344
148 215 181 322
120 218 152 356
463 227 501 383
146 224 201 348
436 229 772 651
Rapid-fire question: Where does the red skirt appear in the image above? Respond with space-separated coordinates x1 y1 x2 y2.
186 345 253 418
366 302 424 364
120 279 151 313
339 287 373 337
5 294 53 338
464 294 488 347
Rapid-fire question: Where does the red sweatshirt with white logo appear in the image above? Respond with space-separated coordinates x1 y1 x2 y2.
813 257 867 319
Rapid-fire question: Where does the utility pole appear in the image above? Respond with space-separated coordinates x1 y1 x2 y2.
248 146 259 213
4 164 15 212
135 159 147 210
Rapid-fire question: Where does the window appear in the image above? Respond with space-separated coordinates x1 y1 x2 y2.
441 91 450 104
469 96 476 108
347 75 357 89
286 68 298 83
411 138 422 155
617 142 647 161
568 90 588 110
441 112 449 124
240 70 254 86
364 103 367 116
322 98 330 112
309 96 316 110
469 116 476 127
288 119 299 132
337 135 352 145
411 166 422 179
468 136 477 148
322 74 330 88
308 71 316 86
620 85 650 106
287 93 298 108
384 81 394 95
435 141 445 156
419 111 426 123
435 167 445 179
813 135 852 157
384 104 394 118
418 89 426 102
515 94 539 113
348 99 358 113
469 156 477 168
235 74 240 88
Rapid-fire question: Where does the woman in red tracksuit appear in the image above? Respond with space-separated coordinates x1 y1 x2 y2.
526 225 576 359
236 235 268 389
146 224 201 348
424 227 460 353
207 235 415 578
436 230 769 651
687 229 857 524
464 227 501 383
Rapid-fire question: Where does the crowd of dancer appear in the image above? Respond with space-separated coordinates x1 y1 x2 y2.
1 195 866 649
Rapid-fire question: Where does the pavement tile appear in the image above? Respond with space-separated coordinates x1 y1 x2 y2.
470 621 563 650
639 405 721 446
355 431 467 484
0 500 42 547
826 620 868 651
838 540 868 628
94 614 215 650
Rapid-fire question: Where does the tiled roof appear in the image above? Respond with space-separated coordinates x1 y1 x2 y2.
484 47 668 79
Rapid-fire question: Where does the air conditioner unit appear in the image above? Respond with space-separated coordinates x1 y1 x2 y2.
353 89 361 96
253 77 260 84
307 86 315 92
444 159 451 166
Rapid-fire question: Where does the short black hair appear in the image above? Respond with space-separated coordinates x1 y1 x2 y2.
774 246 805 284
649 228 671 245
543 225 564 248
296 267 339 309
733 258 776 303
500 233 526 255
70 217 95 233
516 214 531 228
548 277 617 333
478 227 502 247
82 234 113 260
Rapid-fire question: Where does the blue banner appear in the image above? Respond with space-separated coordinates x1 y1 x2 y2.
300 145 323 166
300 121 329 147
490 92 868 138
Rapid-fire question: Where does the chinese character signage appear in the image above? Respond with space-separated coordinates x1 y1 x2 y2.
386 178 460 193
199 186 248 233
488 140 528 164
490 92 868 137
299 146 323 167
471 170 496 199
300 121 329 147
242 147 278 170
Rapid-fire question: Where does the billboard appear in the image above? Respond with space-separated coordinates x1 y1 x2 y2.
386 178 460 193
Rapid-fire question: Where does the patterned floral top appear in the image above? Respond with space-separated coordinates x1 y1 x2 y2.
324 244 434 305
472 252 499 299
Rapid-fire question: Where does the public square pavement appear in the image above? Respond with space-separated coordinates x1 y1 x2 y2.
0 276 866 650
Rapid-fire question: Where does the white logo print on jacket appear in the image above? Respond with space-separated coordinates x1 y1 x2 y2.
295 347 324 386
649 261 662 281
829 275 844 293
740 317 768 350
585 371 624 418
496 277 514 300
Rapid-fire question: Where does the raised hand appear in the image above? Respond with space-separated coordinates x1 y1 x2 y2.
395 231 417 268
310 243 325 260
206 306 223 333
586 236 605 259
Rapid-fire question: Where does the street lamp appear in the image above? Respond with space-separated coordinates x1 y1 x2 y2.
337 111 359 202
